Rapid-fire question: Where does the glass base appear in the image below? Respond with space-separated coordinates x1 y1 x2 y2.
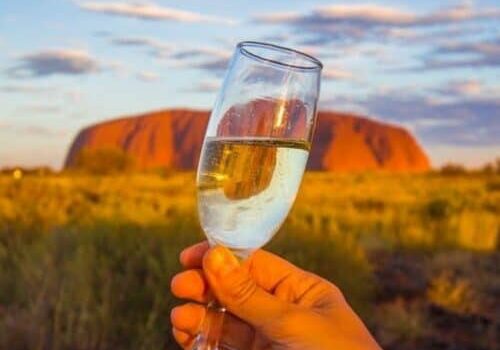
191 302 227 350
206 238 254 260
227 247 253 260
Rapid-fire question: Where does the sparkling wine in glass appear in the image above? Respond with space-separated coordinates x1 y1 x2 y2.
194 41 322 349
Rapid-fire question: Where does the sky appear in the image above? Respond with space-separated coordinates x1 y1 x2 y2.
0 0 499 169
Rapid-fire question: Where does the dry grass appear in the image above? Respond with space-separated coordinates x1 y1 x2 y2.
0 172 498 349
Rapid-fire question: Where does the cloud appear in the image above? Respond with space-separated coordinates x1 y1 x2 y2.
7 49 100 77
322 86 499 147
381 25 486 44
104 60 128 76
111 36 166 48
0 84 53 94
21 126 66 137
166 46 231 74
78 1 236 24
434 79 483 97
194 57 230 73
111 36 171 57
185 79 221 93
257 33 291 43
420 37 500 69
65 89 84 104
136 71 159 82
171 47 231 60
18 104 61 114
323 67 354 81
111 37 232 73
0 124 66 137
254 3 500 44
257 3 500 27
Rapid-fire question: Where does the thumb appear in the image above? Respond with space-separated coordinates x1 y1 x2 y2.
203 246 290 328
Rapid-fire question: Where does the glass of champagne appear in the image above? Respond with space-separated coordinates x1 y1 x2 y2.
194 41 322 349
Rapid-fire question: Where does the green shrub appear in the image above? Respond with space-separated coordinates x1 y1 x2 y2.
425 198 451 220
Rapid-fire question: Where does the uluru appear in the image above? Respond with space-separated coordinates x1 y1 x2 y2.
65 107 430 172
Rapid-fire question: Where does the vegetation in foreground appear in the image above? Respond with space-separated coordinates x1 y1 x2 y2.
0 172 498 350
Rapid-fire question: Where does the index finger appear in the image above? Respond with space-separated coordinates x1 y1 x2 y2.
180 241 210 268
246 249 307 292
181 242 313 294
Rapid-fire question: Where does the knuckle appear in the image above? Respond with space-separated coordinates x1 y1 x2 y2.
329 283 346 302
274 308 311 332
223 273 258 307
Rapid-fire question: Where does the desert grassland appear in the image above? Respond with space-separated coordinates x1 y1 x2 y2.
0 172 498 350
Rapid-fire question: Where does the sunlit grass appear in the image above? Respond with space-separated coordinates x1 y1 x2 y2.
0 172 498 349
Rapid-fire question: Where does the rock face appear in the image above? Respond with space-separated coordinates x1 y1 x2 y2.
65 109 430 172
66 110 207 171
308 112 430 172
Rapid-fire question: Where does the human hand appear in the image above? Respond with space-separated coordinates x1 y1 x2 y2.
171 241 382 350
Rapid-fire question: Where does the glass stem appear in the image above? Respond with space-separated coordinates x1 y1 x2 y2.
192 301 226 350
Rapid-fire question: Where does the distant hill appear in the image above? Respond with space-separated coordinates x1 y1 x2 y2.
65 108 430 172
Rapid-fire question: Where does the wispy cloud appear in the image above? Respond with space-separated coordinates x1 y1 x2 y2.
168 46 232 74
185 79 221 93
195 58 230 74
77 1 236 25
0 124 66 137
110 37 232 72
0 84 54 94
254 3 500 44
257 33 291 44
7 49 100 78
136 71 159 82
171 47 231 60
21 125 67 137
323 67 354 81
18 104 61 114
420 37 500 69
257 3 500 27
434 79 483 97
381 25 486 44
111 36 172 57
324 86 499 146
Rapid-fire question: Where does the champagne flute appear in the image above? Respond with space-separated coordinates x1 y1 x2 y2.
194 41 322 349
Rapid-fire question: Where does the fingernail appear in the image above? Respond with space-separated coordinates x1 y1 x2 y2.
205 246 239 277
170 306 180 323
179 248 188 265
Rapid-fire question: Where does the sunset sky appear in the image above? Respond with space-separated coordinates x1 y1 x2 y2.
0 0 499 169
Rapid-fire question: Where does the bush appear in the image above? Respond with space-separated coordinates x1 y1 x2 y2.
71 148 135 175
424 198 451 221
480 158 500 175
374 299 427 345
427 271 479 315
439 163 467 175
486 179 500 192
